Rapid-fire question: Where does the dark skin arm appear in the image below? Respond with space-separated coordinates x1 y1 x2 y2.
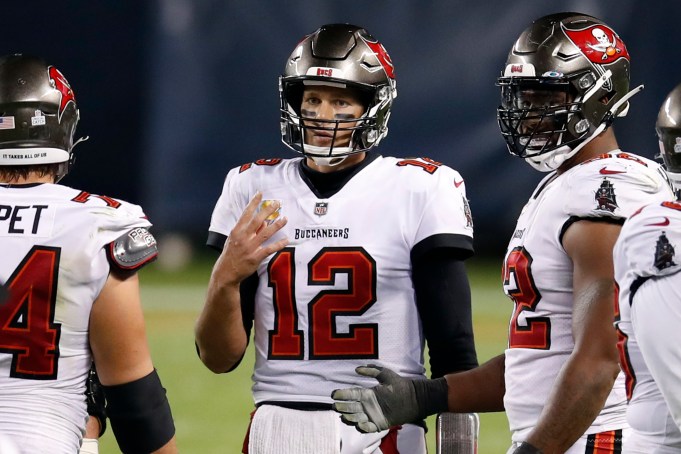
523 220 622 453
445 353 506 413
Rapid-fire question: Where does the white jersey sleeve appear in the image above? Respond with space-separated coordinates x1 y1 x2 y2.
614 200 681 442
411 161 473 256
208 165 249 241
564 152 673 221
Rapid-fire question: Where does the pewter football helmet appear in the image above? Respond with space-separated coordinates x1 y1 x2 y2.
280 24 397 164
497 13 639 172
656 82 681 197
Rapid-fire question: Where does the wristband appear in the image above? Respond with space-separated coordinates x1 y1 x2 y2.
412 377 449 419
514 442 543 454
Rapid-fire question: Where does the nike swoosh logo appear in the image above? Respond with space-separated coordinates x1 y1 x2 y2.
600 166 626 175
454 179 464 188
646 217 670 226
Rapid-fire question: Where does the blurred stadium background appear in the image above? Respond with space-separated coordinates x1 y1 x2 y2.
5 1 681 452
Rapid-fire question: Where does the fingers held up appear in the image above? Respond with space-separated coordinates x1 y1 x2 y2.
215 193 289 284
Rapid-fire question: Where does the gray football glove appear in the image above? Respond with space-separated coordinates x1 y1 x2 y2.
331 365 448 433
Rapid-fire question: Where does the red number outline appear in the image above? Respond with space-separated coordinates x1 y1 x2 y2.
614 283 636 400
267 247 378 360
503 246 550 349
307 248 378 359
396 157 442 174
1 246 62 379
267 249 304 359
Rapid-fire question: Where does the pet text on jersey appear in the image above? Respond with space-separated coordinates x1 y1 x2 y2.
0 204 49 235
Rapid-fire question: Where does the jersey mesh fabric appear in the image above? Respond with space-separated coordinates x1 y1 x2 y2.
502 151 673 442
614 201 681 448
209 156 473 404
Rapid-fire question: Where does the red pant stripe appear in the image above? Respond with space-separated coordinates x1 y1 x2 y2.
585 429 623 454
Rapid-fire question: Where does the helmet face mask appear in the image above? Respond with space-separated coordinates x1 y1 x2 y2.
0 54 82 180
497 13 634 172
498 78 576 159
280 24 396 164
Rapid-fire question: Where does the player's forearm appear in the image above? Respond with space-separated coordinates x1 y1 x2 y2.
445 354 506 413
195 279 248 373
524 353 619 452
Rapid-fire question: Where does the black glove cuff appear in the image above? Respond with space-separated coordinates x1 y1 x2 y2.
412 377 448 419
514 442 543 454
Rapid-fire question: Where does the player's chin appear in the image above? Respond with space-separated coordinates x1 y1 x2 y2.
309 136 334 147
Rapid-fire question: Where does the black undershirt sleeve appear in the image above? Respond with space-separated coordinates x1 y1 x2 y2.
412 248 479 378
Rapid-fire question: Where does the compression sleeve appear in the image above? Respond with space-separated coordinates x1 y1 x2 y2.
413 248 479 378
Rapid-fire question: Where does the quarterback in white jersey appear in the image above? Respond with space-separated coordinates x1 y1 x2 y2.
209 154 473 404
196 24 478 454
0 55 177 453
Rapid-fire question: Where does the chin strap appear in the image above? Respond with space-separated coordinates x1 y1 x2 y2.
609 84 644 120
55 135 90 182
308 155 349 167
302 143 356 167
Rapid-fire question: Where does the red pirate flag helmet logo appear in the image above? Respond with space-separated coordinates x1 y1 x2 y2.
563 24 630 65
48 66 76 123
360 37 395 79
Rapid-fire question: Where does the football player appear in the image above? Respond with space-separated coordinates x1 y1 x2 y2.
331 12 675 453
612 82 681 451
194 23 478 453
0 55 177 453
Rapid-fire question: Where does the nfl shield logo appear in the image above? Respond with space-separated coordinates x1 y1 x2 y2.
314 202 328 216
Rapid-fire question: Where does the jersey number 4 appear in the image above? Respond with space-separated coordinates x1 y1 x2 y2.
0 246 61 379
503 246 550 349
267 247 378 360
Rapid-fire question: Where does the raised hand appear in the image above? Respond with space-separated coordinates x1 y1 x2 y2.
213 192 288 286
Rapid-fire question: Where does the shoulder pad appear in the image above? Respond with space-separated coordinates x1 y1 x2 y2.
107 227 158 271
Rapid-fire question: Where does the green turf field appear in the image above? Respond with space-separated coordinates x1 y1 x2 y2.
97 257 512 453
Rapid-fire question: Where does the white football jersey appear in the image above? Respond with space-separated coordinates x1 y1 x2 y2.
614 200 681 450
209 155 474 404
0 183 150 452
501 150 673 442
